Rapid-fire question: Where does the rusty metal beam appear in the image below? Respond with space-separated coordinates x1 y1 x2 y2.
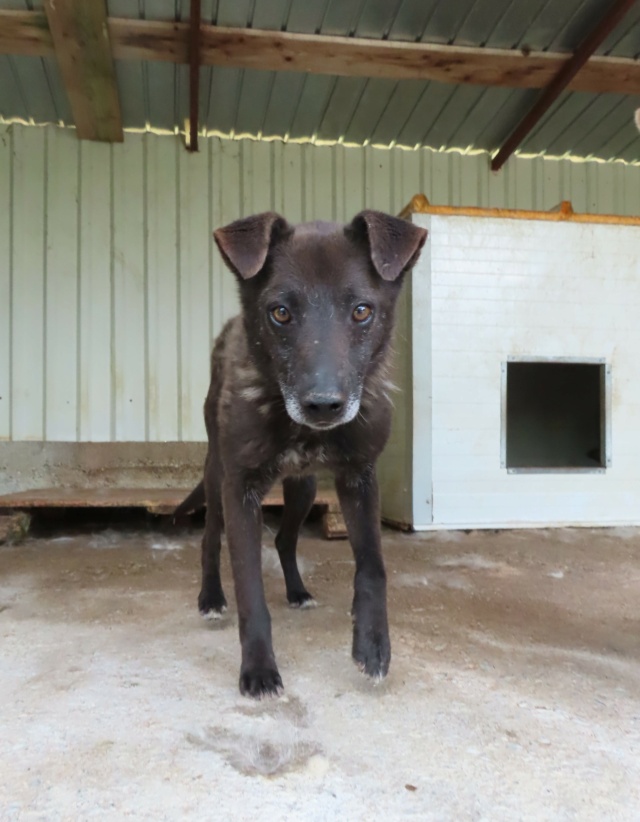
491 0 639 171
188 0 201 152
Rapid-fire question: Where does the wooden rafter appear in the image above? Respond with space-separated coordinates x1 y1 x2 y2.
491 0 639 170
1 11 639 98
42 0 122 142
0 10 53 56
196 26 640 96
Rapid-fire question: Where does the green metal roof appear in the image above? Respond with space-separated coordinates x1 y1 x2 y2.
0 0 638 162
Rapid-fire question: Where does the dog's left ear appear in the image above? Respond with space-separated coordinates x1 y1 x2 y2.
214 212 290 280
349 210 428 282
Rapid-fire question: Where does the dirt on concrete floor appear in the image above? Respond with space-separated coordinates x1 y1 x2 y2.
1 518 639 820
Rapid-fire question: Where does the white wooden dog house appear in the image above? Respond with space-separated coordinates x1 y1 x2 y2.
379 197 640 530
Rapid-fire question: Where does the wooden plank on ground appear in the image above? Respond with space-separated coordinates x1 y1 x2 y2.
0 513 31 544
42 0 123 142
322 511 348 539
0 486 346 534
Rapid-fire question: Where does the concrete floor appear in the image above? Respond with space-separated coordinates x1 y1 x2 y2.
1 518 640 820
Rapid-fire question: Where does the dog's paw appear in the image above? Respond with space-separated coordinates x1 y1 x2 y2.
352 626 391 681
239 667 284 699
287 590 317 609
201 604 227 621
198 588 228 619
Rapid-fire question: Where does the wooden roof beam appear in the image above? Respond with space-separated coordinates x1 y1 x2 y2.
0 11 638 98
491 0 639 171
43 0 123 142
194 25 639 95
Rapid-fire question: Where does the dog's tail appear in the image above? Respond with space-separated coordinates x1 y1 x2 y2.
173 480 206 521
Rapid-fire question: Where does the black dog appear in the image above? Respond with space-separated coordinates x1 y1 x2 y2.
176 210 426 697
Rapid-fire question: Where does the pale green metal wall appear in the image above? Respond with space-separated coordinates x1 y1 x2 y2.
1 124 638 443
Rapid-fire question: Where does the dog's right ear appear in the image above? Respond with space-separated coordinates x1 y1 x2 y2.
348 210 427 282
213 212 290 280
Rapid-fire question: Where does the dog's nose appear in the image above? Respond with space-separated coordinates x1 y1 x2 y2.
302 392 345 424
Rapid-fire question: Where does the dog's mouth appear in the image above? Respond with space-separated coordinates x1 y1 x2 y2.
282 390 361 430
303 419 344 431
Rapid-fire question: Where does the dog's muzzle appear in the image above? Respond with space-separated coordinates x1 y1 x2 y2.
282 389 361 430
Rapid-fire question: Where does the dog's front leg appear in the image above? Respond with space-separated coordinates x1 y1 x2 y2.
223 477 283 698
335 466 390 681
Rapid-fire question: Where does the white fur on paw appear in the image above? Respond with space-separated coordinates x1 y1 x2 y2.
289 597 317 610
354 660 387 685
202 606 227 621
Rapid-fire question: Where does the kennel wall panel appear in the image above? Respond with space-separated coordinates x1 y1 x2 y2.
78 141 113 442
0 125 9 440
2 123 639 447
10 128 46 441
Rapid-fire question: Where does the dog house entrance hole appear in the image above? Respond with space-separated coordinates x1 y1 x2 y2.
503 360 609 471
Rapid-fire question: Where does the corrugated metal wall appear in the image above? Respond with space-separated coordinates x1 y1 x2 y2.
1 123 639 443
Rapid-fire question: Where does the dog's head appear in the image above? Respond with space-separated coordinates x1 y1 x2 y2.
214 210 427 431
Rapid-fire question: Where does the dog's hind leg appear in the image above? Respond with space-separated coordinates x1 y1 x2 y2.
198 448 227 619
275 475 317 608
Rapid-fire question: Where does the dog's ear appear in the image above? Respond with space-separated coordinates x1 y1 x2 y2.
214 212 290 280
349 210 428 281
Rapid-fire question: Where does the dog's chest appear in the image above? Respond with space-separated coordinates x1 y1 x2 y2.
277 442 328 476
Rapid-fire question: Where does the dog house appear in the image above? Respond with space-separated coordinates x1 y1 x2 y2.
379 197 640 530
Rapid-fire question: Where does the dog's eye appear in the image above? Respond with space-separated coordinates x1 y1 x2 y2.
270 306 291 325
352 304 373 323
